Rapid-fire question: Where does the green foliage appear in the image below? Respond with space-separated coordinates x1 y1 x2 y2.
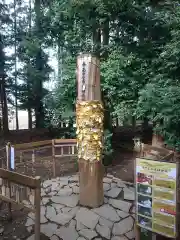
2 0 180 153
102 129 113 166
136 4 180 150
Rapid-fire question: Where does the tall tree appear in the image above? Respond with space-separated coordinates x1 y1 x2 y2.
13 0 19 129
0 1 11 133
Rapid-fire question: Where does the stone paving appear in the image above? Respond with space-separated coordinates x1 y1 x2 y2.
26 174 135 240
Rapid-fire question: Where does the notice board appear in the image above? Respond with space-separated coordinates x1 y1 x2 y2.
135 158 177 238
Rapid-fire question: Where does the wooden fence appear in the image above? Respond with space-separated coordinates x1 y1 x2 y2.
0 168 41 240
12 139 77 176
0 146 6 169
134 138 174 162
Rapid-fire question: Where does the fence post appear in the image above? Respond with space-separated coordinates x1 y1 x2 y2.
7 142 12 220
20 151 23 163
52 140 56 177
34 176 41 240
61 146 64 156
72 145 75 155
32 150 35 163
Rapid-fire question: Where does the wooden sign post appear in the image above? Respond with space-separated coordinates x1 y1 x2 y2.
76 54 104 208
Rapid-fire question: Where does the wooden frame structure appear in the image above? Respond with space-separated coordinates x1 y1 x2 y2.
11 139 77 176
0 168 41 240
52 139 77 176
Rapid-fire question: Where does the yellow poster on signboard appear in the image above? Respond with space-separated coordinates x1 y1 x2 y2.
136 158 177 238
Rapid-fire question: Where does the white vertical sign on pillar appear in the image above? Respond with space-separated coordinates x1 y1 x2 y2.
11 147 15 170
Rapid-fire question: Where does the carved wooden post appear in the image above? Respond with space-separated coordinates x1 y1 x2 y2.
76 53 104 208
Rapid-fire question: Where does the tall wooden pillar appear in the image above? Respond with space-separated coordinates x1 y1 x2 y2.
76 54 104 208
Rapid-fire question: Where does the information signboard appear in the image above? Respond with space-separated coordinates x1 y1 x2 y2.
136 158 177 238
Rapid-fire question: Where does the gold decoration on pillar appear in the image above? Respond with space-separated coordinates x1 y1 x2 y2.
76 100 104 162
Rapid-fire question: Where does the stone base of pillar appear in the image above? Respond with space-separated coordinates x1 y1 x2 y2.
78 159 104 208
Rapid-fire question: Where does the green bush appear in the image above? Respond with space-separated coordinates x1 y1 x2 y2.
102 129 113 166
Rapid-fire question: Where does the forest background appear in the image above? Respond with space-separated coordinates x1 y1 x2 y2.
1 0 180 158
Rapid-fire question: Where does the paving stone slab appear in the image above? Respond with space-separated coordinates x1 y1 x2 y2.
28 212 35 220
111 237 128 240
103 177 112 183
112 217 134 235
73 186 80 194
43 180 52 188
103 183 111 191
0 226 4 234
99 217 113 229
45 186 51 194
131 206 135 214
115 180 127 188
104 187 122 198
51 182 60 191
25 218 34 227
41 206 46 215
111 182 117 188
50 212 74 225
26 234 35 240
55 226 79 240
41 223 58 237
96 223 111 239
50 235 59 240
104 197 108 203
57 187 73 196
61 207 72 213
76 220 87 231
41 197 50 205
107 174 114 178
27 226 33 233
46 206 56 220
76 207 100 229
79 229 98 240
69 175 79 182
40 214 48 224
116 210 130 219
51 194 79 207
69 206 80 217
125 229 135 239
69 219 76 228
52 203 64 211
93 204 120 222
109 199 132 213
123 188 135 201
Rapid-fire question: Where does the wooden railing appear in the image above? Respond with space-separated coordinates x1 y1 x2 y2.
134 139 174 162
0 168 41 240
0 146 6 168
12 139 77 176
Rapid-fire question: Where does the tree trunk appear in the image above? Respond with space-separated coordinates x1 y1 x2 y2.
14 0 19 130
0 34 8 133
142 117 149 129
0 75 9 133
27 0 33 130
92 24 101 57
102 20 109 59
34 0 45 128
132 116 136 129
28 108 32 129
57 41 63 82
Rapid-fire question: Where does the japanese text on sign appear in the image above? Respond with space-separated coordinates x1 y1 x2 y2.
136 158 177 238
